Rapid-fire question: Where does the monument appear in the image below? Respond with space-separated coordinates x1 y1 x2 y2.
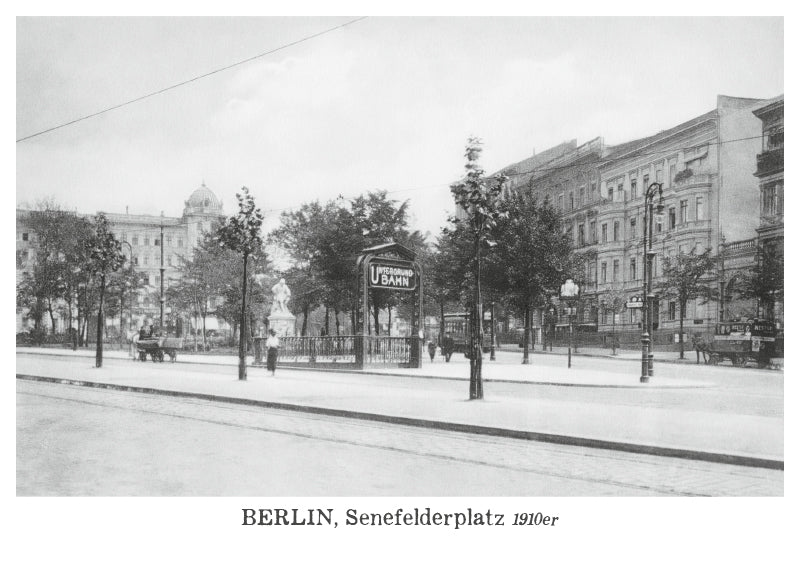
268 277 296 337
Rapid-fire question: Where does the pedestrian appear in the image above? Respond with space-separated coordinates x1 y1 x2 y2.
265 328 280 377
442 333 455 363
427 341 437 362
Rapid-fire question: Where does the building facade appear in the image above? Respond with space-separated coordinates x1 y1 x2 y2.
481 94 778 346
16 183 226 334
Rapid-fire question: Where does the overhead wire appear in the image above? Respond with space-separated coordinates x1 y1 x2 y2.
16 16 368 143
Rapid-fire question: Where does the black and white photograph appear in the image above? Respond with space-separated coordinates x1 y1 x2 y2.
12 10 790 565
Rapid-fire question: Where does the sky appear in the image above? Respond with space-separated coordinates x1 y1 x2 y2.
16 16 784 238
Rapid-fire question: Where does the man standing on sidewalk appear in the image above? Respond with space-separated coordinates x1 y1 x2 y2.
442 334 455 362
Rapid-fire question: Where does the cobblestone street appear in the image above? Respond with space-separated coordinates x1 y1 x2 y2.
17 380 783 496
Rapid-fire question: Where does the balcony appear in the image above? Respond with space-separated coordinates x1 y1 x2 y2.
755 148 784 177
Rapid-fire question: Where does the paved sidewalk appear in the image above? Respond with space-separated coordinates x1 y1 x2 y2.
16 346 717 388
17 348 783 469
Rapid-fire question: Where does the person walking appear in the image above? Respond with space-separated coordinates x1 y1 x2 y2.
265 329 280 377
442 333 455 363
427 340 437 362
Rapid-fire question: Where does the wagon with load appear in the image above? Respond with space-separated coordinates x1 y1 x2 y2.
135 336 184 362
704 319 776 368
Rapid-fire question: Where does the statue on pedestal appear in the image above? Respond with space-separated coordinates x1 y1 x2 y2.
271 278 292 315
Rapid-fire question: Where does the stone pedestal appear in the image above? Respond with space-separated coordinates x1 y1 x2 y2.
268 313 296 337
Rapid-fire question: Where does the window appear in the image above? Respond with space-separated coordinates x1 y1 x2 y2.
613 259 620 282
591 183 597 201
617 183 624 202
696 196 705 220
22 232 29 241
590 221 596 243
630 179 638 199
143 275 150 286
668 207 676 230
602 224 608 243
669 161 677 183
668 301 677 320
569 192 574 210
133 256 139 266
630 217 637 239
557 194 564 211
601 262 607 283
601 309 608 325
144 236 150 246
680 200 688 224
656 167 664 183
607 183 614 200
762 183 783 217
578 224 585 246
643 173 650 189
156 275 160 285
579 187 585 207
121 232 127 241
143 256 149 266
155 238 160 246
132 236 139 246
630 258 637 280
178 238 184 248
613 221 620 241
765 127 784 151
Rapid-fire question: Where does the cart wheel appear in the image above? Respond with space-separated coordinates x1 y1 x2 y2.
168 350 176 363
157 351 164 363
732 354 747 367
139 351 146 362
708 353 720 365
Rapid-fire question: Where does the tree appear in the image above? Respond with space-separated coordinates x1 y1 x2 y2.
216 187 265 380
85 214 125 367
598 282 627 355
736 242 783 321
272 191 422 337
657 247 716 359
16 203 94 339
450 137 507 400
485 191 573 364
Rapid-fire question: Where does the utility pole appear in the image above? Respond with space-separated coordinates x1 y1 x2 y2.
160 221 165 329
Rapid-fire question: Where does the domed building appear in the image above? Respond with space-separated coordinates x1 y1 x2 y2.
16 182 229 334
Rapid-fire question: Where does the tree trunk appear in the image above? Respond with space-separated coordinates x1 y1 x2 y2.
612 309 617 355
470 231 483 400
238 254 248 380
439 301 445 345
301 305 309 336
95 275 106 367
334 310 341 336
324 306 330 335
387 307 392 336
47 298 57 335
522 303 531 364
679 301 686 359
201 311 207 351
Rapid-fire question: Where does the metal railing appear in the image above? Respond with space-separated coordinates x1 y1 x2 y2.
253 335 417 368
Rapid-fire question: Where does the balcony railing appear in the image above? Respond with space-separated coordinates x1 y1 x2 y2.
756 148 784 176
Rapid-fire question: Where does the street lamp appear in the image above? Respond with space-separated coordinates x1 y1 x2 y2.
560 279 580 368
641 182 664 383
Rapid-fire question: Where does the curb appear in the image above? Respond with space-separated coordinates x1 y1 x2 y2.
17 373 783 471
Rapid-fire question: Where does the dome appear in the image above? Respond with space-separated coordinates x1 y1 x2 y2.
186 182 222 210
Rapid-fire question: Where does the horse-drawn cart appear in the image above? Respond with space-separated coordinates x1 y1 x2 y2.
135 336 184 362
705 320 776 368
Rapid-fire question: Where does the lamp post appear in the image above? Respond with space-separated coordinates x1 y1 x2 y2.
560 279 580 368
641 182 664 383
